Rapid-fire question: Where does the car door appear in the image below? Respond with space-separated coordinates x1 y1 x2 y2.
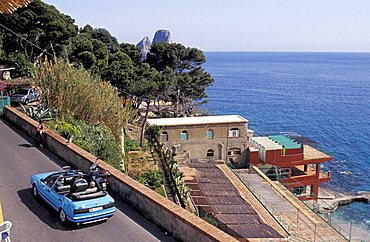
29 89 36 101
39 176 58 209
49 178 64 210
27 89 32 101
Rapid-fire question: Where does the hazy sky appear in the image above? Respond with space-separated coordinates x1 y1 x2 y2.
44 0 370 52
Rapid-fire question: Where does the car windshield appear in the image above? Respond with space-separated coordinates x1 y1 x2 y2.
16 89 29 95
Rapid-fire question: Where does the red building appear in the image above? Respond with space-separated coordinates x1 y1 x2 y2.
248 135 331 200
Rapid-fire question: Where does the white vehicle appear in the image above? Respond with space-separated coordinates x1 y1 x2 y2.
10 88 40 104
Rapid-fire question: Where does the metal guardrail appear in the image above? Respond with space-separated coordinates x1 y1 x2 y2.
266 169 369 242
231 167 351 242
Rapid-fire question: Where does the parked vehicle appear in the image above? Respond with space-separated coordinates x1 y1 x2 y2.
10 88 40 104
30 165 115 225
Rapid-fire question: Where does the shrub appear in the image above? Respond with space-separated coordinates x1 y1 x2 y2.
125 139 140 151
137 170 163 190
37 57 134 135
47 116 123 170
3 52 36 78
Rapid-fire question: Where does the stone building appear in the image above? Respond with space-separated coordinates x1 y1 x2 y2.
147 115 254 168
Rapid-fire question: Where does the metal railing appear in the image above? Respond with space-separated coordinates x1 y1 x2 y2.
256 166 369 241
229 166 369 241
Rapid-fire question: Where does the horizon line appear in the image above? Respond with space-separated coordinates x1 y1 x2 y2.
202 50 370 53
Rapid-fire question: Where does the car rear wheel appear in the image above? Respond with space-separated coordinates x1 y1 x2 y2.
32 184 38 198
59 209 67 223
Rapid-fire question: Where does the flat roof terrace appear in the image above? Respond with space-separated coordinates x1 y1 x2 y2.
250 136 283 150
268 135 303 149
303 145 332 162
147 115 248 126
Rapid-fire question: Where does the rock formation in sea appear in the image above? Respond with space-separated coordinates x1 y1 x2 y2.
136 36 151 59
137 30 172 59
152 29 172 44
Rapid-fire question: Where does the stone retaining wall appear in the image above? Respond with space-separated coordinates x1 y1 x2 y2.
3 106 237 242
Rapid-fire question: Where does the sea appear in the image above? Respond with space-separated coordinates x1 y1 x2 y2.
203 52 370 233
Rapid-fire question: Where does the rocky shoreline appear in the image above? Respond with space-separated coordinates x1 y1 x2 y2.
317 187 370 214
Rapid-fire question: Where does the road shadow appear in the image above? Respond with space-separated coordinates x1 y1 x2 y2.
18 143 35 148
110 193 176 242
1 118 68 167
17 188 70 231
17 188 106 231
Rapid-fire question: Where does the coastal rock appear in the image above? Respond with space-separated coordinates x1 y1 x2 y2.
136 36 151 59
137 30 172 59
152 29 172 44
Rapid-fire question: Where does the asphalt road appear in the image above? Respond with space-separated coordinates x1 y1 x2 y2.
0 118 174 242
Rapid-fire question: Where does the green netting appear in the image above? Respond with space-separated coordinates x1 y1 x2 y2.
268 135 302 149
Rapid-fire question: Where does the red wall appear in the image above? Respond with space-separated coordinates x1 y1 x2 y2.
284 147 303 155
248 150 259 165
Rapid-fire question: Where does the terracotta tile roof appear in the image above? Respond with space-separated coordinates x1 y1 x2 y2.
0 0 32 14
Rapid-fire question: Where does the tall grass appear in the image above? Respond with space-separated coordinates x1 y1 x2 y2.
37 57 134 135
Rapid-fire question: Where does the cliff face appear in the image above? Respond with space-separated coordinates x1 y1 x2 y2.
137 29 172 59
152 29 172 44
136 36 151 59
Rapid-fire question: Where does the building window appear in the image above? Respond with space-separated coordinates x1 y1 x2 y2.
161 131 168 141
229 128 240 137
228 148 241 156
207 149 214 157
207 129 214 139
181 130 189 140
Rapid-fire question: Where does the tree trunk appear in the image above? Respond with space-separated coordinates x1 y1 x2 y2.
174 88 180 117
140 100 151 147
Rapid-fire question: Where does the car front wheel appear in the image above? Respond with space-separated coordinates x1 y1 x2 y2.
59 209 67 223
32 184 38 198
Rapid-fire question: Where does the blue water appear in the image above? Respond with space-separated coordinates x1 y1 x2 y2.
203 52 370 228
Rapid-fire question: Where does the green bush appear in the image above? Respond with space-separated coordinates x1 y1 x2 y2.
137 170 163 190
56 121 81 140
3 52 37 78
47 116 123 170
125 139 140 151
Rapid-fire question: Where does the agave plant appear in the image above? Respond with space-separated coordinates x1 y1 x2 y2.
20 103 56 121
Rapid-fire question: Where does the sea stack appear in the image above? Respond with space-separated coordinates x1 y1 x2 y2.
152 29 172 44
136 36 151 59
137 30 172 59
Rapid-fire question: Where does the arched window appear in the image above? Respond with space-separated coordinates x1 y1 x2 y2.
161 131 168 141
228 147 241 156
207 149 214 157
229 128 240 137
181 130 189 140
207 129 214 139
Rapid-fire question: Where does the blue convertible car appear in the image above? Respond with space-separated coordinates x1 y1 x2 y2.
30 168 115 225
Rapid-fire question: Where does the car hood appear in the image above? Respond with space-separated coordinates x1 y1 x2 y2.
11 94 25 99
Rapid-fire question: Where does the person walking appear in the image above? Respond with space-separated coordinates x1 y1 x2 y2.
35 120 45 148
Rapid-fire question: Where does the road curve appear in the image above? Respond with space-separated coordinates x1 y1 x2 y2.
0 118 174 242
